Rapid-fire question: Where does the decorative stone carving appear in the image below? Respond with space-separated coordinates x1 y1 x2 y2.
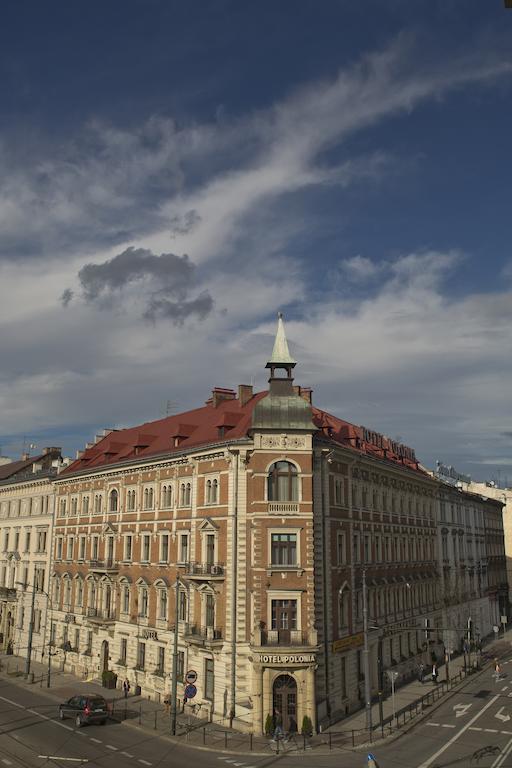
260 434 306 449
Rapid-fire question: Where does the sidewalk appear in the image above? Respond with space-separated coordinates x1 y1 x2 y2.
0 632 510 756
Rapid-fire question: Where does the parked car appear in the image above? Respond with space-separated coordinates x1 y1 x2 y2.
59 695 108 727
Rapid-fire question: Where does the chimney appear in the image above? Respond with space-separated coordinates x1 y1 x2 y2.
211 387 236 408
42 446 61 457
292 385 313 404
21 452 29 461
238 384 253 407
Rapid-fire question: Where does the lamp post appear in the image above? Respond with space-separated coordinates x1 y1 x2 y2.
16 579 52 685
170 574 180 736
362 569 372 732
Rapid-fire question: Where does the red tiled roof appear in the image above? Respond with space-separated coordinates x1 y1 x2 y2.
62 391 423 476
0 454 45 481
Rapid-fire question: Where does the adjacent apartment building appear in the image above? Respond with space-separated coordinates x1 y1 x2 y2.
50 317 454 731
0 448 66 662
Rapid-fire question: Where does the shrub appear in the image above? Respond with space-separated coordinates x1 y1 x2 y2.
264 713 274 736
301 715 313 736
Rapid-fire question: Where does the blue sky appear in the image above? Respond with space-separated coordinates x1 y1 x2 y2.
1 0 511 483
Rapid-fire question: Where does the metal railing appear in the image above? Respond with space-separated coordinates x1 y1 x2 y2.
184 562 225 577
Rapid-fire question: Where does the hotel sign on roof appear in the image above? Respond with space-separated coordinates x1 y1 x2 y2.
361 427 416 462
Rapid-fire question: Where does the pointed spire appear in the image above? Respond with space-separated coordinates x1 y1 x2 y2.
268 312 296 366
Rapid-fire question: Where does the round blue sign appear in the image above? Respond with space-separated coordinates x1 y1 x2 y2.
184 683 197 699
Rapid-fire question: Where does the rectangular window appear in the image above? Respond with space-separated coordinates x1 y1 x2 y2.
352 533 360 564
142 534 151 562
85 631 92 654
179 534 189 564
334 478 344 506
204 658 214 701
124 535 133 561
340 656 347 699
270 533 297 566
178 591 187 621
3 531 8 551
271 599 298 634
160 534 169 563
122 586 130 614
33 609 41 634
56 537 63 559
375 535 382 563
120 638 127 664
74 627 80 651
137 642 146 670
157 646 165 674
177 651 185 682
364 535 370 563
50 622 57 646
337 532 346 565
24 530 31 552
37 531 47 552
66 537 74 560
91 536 99 560
78 536 86 561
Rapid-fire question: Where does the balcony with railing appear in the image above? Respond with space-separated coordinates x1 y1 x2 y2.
251 628 318 648
183 562 225 581
86 607 116 624
88 559 119 574
268 502 299 515
184 624 223 647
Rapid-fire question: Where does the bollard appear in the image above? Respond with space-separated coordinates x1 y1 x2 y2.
249 733 253 751
303 734 307 751
112 700 115 719
224 731 228 749
351 730 355 747
139 703 142 725
154 710 157 729
329 732 332 750
203 727 206 745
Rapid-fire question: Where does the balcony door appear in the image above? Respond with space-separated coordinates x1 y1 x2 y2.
206 534 215 567
271 599 297 644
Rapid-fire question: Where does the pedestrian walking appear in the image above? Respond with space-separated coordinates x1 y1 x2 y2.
432 663 438 685
163 694 171 714
272 709 284 741
418 663 425 684
494 659 502 681
123 678 130 699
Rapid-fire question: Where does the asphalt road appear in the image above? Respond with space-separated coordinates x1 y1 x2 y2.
3 660 512 768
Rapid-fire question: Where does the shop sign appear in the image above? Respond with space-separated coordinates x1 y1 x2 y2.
332 633 364 653
257 653 315 664
142 630 158 640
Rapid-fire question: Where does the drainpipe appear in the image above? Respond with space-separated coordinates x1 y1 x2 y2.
229 450 239 728
319 450 331 723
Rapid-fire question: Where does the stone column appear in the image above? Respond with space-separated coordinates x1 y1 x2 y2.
252 663 263 733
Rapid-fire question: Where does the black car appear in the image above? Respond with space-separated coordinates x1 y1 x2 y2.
59 694 108 727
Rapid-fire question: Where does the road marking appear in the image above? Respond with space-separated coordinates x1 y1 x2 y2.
106 745 118 751
496 706 511 723
55 722 73 731
0 695 24 708
37 759 88 763
2 760 13 765
138 761 152 766
441 724 456 728
492 737 512 768
90 738 102 743
502 686 509 691
485 728 499 733
426 722 439 727
469 727 483 731
453 703 472 717
417 694 501 768
121 752 134 758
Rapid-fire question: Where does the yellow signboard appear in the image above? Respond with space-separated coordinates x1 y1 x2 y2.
332 633 364 653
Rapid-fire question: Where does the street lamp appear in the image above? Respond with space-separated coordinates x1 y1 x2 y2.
170 573 181 736
15 580 52 685
362 569 372 732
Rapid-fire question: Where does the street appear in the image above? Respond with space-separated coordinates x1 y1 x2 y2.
4 656 512 768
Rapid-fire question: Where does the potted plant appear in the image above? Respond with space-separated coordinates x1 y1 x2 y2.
102 669 118 689
264 713 273 736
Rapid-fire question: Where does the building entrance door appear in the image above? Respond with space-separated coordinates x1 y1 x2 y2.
272 674 297 733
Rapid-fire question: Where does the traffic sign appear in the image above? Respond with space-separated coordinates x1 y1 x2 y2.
184 684 197 699
185 670 198 684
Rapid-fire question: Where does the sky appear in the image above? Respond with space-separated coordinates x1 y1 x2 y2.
1 0 512 484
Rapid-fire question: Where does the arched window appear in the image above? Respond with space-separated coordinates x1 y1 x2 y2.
53 577 61 605
122 585 130 614
180 483 191 507
206 480 212 504
211 479 218 504
139 586 149 618
267 461 298 501
144 488 154 510
64 578 72 608
76 579 83 607
109 489 118 512
126 490 136 511
161 485 172 508
159 589 168 620
94 495 102 514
